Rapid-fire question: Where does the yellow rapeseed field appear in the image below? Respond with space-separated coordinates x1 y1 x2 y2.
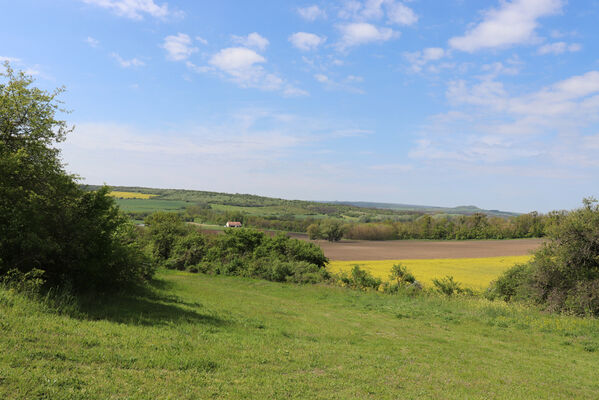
328 255 532 289
109 191 157 199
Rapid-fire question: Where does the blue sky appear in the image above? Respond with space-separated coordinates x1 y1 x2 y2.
2 0 599 212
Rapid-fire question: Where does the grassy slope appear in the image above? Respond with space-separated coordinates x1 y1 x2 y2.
2 271 599 399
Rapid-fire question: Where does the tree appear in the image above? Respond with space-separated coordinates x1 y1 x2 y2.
0 63 152 290
321 220 344 242
491 198 599 315
144 212 188 260
306 223 322 240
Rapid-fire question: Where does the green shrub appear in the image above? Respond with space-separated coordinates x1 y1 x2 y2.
432 276 463 296
337 266 382 290
490 198 599 316
487 264 532 301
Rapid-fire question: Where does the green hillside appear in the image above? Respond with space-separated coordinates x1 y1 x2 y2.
2 271 598 399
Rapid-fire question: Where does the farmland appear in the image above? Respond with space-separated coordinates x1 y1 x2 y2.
2 270 599 399
311 237 543 260
329 255 533 290
108 191 157 199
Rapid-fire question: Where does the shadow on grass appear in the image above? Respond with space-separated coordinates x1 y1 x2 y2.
55 278 227 328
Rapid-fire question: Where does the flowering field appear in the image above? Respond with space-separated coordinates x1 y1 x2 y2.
109 191 157 199
328 255 533 289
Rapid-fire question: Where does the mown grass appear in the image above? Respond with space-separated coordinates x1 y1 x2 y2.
329 256 533 290
1 270 599 399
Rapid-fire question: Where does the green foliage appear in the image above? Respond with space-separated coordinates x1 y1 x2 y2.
143 214 330 283
144 212 189 260
432 276 464 296
389 263 416 285
307 223 322 240
486 264 532 301
491 199 599 316
337 265 382 290
0 64 153 291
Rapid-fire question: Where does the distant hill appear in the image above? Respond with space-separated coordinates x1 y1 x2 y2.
323 201 520 218
85 184 520 219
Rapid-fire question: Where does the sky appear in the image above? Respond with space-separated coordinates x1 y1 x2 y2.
2 0 599 213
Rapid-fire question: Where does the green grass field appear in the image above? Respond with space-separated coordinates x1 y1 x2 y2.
2 271 599 399
114 198 190 213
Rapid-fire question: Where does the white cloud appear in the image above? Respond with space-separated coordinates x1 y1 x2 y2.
289 32 326 51
111 53 145 68
337 22 398 49
210 47 266 72
338 0 417 26
449 0 563 52
411 70 599 179
161 33 198 61
208 47 306 96
404 47 446 72
537 41 581 55
85 36 100 47
231 32 269 51
313 73 365 94
81 0 177 20
386 1 417 25
195 36 208 45
297 5 326 21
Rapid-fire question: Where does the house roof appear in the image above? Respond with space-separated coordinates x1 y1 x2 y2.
227 221 242 226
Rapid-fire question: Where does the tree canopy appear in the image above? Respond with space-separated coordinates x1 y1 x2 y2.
0 63 153 291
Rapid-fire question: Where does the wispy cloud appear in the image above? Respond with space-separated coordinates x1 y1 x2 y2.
81 0 180 20
289 32 326 51
297 5 326 21
85 36 100 47
449 0 563 52
111 52 145 68
161 33 198 61
199 47 307 96
537 41 581 55
336 22 398 50
231 32 269 51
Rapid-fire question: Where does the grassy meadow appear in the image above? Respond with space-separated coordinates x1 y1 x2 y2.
2 270 599 399
329 255 533 290
113 199 191 213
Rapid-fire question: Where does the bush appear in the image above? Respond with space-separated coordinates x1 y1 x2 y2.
490 198 599 316
432 276 463 296
487 264 532 301
337 266 382 290
389 263 416 285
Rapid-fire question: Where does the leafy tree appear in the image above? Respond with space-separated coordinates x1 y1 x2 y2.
321 220 344 242
0 63 152 290
144 212 188 260
307 223 322 240
491 198 599 315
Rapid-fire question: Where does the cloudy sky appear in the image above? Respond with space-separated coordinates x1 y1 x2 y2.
2 0 599 212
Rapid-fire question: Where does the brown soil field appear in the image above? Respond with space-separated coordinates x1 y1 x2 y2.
196 225 543 261
294 237 544 261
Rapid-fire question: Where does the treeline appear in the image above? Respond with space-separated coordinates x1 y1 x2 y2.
343 212 547 240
